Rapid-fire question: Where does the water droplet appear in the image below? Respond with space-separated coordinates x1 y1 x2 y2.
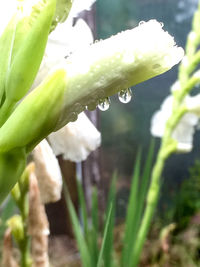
118 88 132 104
98 97 110 111
139 21 145 26
68 112 78 122
86 99 98 111
159 22 164 27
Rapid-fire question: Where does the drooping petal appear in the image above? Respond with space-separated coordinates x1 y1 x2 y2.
33 139 63 204
48 112 101 162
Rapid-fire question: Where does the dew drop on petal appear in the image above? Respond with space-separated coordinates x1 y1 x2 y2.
159 22 164 27
118 88 132 104
98 97 110 111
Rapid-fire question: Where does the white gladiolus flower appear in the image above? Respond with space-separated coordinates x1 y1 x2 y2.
48 112 101 162
32 1 100 163
33 139 63 204
151 95 199 152
32 18 94 88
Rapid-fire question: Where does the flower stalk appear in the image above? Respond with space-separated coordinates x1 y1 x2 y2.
11 165 32 267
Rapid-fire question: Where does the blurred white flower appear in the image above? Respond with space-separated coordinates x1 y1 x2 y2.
48 112 101 162
151 95 199 152
186 93 200 117
33 139 63 204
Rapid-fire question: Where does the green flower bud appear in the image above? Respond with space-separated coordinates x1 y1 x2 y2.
0 15 17 104
4 0 56 104
7 215 24 245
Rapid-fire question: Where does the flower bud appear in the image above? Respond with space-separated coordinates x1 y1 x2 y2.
4 0 56 104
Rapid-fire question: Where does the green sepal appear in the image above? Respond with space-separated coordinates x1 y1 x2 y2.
0 69 66 153
6 0 56 103
0 148 26 204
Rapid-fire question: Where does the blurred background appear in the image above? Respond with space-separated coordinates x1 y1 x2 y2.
96 0 200 220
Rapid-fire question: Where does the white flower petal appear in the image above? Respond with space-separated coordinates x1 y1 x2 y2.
172 113 198 152
48 112 101 162
33 139 63 204
32 18 93 88
186 94 200 117
47 18 94 58
151 96 173 137
0 0 17 36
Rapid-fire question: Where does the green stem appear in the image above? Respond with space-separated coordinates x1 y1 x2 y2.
131 136 176 267
18 179 31 267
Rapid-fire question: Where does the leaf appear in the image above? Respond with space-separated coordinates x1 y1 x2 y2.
63 183 92 267
103 172 117 267
121 151 141 267
97 204 113 267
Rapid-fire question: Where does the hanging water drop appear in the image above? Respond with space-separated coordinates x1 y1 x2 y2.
98 97 110 111
118 88 132 103
139 21 145 26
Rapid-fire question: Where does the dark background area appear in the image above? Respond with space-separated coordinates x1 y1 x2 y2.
96 0 200 216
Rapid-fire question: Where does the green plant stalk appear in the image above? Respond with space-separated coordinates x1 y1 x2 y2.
11 167 31 267
130 137 176 266
19 181 30 267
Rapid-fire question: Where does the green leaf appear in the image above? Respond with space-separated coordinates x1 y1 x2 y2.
136 140 155 230
103 172 117 267
97 204 113 267
121 151 141 267
63 183 92 267
0 148 26 204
